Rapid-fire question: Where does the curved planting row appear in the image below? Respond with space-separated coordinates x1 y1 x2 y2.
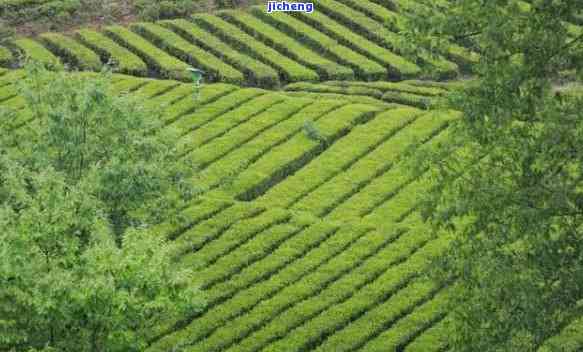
131 85 462 351
283 81 450 109
0 0 486 86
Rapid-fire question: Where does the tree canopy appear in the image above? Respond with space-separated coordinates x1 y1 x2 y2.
401 0 583 350
0 63 203 351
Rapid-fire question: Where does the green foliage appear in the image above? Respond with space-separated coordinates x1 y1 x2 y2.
0 0 212 32
0 155 203 351
253 103 381 207
228 100 346 200
405 0 583 350
104 25 190 81
292 8 420 79
302 119 325 143
12 38 63 69
135 0 206 21
286 81 384 98
163 18 280 87
309 0 458 79
130 22 244 85
0 21 14 45
193 13 319 83
1 61 197 236
75 29 149 76
0 0 83 28
538 316 583 351
0 62 208 351
220 10 355 81
38 32 102 71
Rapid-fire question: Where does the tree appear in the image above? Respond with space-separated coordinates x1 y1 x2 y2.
2 62 198 237
0 155 202 351
0 63 204 351
401 0 583 350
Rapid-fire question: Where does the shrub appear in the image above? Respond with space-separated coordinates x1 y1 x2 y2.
303 119 325 144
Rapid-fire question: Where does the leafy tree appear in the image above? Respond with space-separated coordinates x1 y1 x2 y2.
0 63 204 351
401 1 583 350
2 62 198 237
0 155 202 351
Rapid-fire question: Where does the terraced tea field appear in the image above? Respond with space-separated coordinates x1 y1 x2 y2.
1 0 582 349
0 0 485 85
1 66 581 351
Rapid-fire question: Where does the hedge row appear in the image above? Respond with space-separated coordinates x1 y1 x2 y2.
404 316 451 351
284 81 384 98
403 78 469 90
227 100 345 199
361 285 451 351
251 7 388 80
322 80 448 96
189 96 311 169
103 25 190 81
363 143 474 226
282 91 394 107
204 220 339 306
162 19 280 88
158 83 237 125
147 197 232 240
147 223 373 351
150 215 339 340
313 280 442 352
326 129 452 223
292 9 422 79
171 201 265 258
193 224 408 352
11 38 62 69
236 103 381 202
293 111 456 220
263 107 422 212
110 77 149 94
75 29 148 76
130 22 245 85
38 32 101 71
334 0 401 30
195 222 305 289
386 0 479 69
197 99 371 194
224 216 431 352
312 0 459 79
0 46 14 67
132 79 180 99
192 14 319 83
382 90 436 109
176 92 284 157
365 170 446 225
538 316 583 352
181 207 291 269
261 227 455 352
172 88 267 147
220 10 354 81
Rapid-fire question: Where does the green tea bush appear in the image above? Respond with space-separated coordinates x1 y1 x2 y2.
302 119 325 144
135 0 210 21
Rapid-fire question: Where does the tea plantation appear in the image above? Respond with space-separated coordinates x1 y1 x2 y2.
0 0 581 351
